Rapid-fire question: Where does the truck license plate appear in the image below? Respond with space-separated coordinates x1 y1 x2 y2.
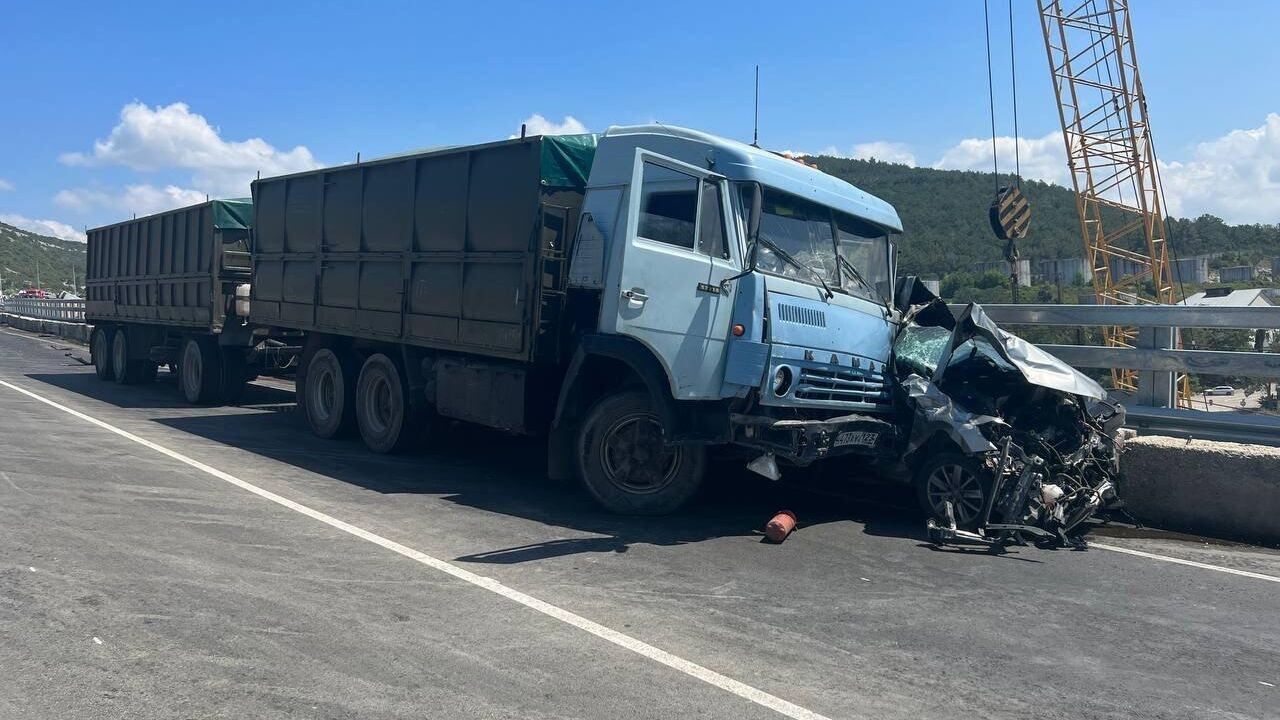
834 430 878 448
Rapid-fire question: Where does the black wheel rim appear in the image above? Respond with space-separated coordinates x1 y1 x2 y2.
926 463 985 526
600 413 680 494
365 374 394 435
310 360 336 422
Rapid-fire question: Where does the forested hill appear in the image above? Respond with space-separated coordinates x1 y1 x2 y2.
0 221 87 293
806 155 1280 276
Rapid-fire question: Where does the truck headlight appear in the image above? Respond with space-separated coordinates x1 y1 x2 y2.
772 366 793 396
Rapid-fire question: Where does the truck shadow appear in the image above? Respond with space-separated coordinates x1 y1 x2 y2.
27 369 935 559
26 371 296 410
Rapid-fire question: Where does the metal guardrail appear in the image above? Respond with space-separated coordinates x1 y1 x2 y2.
965 303 1280 446
1 297 86 322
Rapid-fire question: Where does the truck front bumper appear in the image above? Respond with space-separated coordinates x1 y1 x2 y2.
730 412 898 466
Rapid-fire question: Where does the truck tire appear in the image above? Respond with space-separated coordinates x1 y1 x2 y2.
111 329 153 385
915 453 989 530
180 335 222 404
355 353 418 454
91 326 115 381
576 390 705 515
302 347 356 439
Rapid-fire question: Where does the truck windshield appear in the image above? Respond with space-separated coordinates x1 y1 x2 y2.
744 185 892 305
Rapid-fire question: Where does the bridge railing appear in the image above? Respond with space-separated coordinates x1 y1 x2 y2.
966 303 1280 445
1 297 86 322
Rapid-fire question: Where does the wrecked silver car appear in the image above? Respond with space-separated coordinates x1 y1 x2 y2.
891 279 1125 550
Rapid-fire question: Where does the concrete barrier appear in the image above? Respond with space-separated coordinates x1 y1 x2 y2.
1119 435 1280 544
0 312 92 344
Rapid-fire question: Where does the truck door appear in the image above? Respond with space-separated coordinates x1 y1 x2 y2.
606 150 734 399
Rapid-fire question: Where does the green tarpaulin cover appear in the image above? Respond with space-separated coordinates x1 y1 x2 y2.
212 199 253 230
540 134 599 189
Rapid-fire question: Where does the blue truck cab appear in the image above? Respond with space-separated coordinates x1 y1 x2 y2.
557 125 902 511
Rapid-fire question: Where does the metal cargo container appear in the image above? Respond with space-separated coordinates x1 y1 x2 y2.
85 200 253 330
249 135 597 363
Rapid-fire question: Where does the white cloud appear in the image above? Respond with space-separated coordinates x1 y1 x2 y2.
933 132 1068 185
0 179 13 191
806 142 917 166
849 141 917 166
54 184 208 217
1158 113 1280 224
511 114 587 139
61 102 321 196
0 214 86 243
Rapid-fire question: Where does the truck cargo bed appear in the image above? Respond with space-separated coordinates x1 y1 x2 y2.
85 200 252 331
249 135 595 363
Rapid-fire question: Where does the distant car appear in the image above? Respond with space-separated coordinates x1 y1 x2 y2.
1206 385 1236 396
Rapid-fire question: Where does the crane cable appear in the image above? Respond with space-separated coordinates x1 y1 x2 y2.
983 0 1000 192
1008 0 1022 186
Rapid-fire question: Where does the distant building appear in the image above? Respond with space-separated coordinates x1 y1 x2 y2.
1182 287 1277 307
1036 257 1091 284
922 279 941 296
1170 255 1209 284
1218 265 1255 283
1107 256 1146 280
970 259 1031 286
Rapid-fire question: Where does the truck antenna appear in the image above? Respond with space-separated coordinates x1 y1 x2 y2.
752 65 760 148
521 123 527 139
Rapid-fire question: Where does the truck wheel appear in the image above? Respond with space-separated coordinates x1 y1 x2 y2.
915 453 989 530
180 335 222 404
302 347 356 438
355 353 418 454
220 350 250 405
577 390 705 515
111 330 152 384
91 326 115 381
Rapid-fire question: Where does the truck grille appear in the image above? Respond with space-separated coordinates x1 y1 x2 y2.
795 366 890 407
776 303 826 328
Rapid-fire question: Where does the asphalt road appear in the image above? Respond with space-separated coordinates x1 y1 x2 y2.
1 325 1278 720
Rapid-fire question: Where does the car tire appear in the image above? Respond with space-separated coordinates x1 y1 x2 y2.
576 390 705 515
355 353 419 454
302 347 357 439
915 453 989 530
180 335 222 404
91 326 115 381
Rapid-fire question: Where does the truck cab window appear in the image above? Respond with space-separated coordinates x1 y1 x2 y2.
697 180 727 259
638 162 698 249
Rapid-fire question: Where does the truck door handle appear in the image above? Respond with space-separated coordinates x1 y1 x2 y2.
624 288 648 307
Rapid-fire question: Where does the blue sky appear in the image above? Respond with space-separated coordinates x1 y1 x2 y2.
3 0 1279 241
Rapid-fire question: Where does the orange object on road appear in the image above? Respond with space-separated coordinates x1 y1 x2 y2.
764 510 797 543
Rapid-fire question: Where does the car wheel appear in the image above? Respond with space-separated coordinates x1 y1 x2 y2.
915 453 989 529
577 390 705 515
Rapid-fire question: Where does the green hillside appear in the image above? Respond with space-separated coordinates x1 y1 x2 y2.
806 156 1280 277
0 221 87 295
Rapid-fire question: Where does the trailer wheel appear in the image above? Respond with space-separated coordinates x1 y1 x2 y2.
91 326 115 381
355 353 418 454
180 335 222 404
915 453 989 530
576 390 705 515
302 347 356 438
111 329 153 384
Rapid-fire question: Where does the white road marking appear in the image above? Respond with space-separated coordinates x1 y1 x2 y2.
0 328 68 345
0 378 833 720
1090 542 1280 584
1260 681 1275 687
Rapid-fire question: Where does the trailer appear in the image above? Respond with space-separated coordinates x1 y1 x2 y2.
85 199 295 403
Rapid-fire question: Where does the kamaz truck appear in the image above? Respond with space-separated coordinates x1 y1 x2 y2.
90 125 906 514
